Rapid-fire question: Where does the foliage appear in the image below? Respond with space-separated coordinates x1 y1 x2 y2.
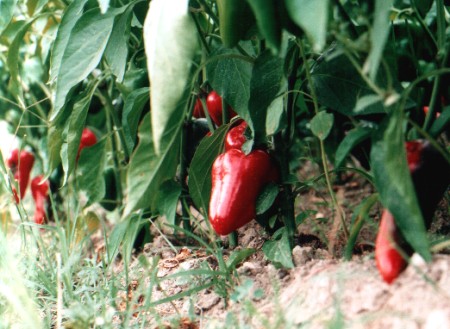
0 0 449 324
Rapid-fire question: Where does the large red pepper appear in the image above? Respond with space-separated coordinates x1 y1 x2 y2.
31 175 49 225
209 148 278 235
77 128 97 160
225 120 247 151
375 140 450 284
6 149 35 202
206 91 237 126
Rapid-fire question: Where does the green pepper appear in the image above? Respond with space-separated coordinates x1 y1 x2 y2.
100 167 118 211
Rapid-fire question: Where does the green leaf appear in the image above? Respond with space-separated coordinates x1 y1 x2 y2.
107 215 141 263
285 0 328 51
367 0 394 80
51 7 119 117
248 50 286 143
416 0 433 16
77 138 107 206
143 0 198 155
26 0 49 16
354 94 384 114
188 125 229 213
262 228 294 268
256 183 279 215
155 180 182 225
117 61 148 98
344 193 379 260
60 82 97 184
0 141 9 192
47 102 72 176
124 113 181 216
370 112 431 261
121 87 150 155
217 0 255 48
7 17 41 101
266 94 286 136
226 248 256 270
104 5 133 82
49 0 88 84
430 105 450 137
311 49 388 116
0 0 18 34
335 126 372 168
310 111 334 140
206 47 253 122
246 0 282 53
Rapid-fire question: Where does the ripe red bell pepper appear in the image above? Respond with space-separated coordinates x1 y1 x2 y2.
375 140 450 284
31 175 49 225
77 128 97 160
225 120 247 151
209 148 278 235
206 91 237 126
6 149 35 202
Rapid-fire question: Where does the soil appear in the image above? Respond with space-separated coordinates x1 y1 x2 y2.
108 162 450 329
114 227 450 329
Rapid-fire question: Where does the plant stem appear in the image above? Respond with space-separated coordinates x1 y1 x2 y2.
98 90 124 209
331 0 359 39
298 39 349 243
423 0 448 132
191 12 210 54
180 121 192 233
98 89 130 161
228 231 238 248
273 44 302 249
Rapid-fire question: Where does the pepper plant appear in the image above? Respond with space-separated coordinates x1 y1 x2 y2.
0 0 449 272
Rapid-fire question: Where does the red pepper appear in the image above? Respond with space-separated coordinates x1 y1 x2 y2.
375 140 450 283
6 149 35 202
77 128 97 160
31 176 49 225
193 98 205 118
422 106 440 118
225 120 247 151
375 210 409 284
209 148 278 235
206 91 237 126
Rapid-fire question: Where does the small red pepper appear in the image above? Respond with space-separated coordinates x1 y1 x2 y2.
209 148 278 235
422 106 440 118
6 149 35 202
375 140 450 284
77 128 97 160
225 120 247 151
375 210 409 284
31 175 49 225
206 91 237 126
193 98 205 118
